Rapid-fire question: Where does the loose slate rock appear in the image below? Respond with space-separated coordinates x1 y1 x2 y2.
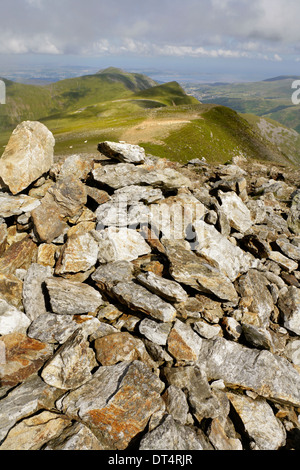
278 286 300 335
167 319 202 363
94 332 156 369
137 271 188 303
55 232 99 275
0 193 40 218
111 281 177 322
0 374 63 443
139 415 203 450
57 360 165 450
0 298 31 335
199 337 300 407
98 141 146 164
0 121 55 195
95 227 151 263
0 333 53 387
92 260 134 290
0 410 71 450
227 392 286 450
218 190 253 233
22 263 53 322
45 277 103 315
162 238 238 303
193 220 254 281
41 330 98 390
28 312 101 344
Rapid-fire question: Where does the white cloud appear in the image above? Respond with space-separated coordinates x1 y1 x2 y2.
0 0 299 61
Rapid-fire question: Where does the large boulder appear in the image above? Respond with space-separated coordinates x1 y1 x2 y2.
0 121 55 195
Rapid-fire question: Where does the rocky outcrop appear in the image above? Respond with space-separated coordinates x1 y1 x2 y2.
1 127 300 450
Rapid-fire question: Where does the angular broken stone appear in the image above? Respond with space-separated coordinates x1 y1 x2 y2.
193 321 222 340
57 360 165 450
45 277 103 315
37 243 57 268
111 281 177 322
199 337 300 407
44 421 105 450
149 193 206 240
139 415 203 450
0 298 31 335
31 192 68 244
22 263 53 322
227 392 286 450
98 141 146 164
0 410 71 450
92 163 147 190
207 417 243 450
114 184 163 204
139 318 172 346
0 273 23 309
48 175 87 218
218 190 252 233
94 227 151 263
162 385 189 424
92 162 191 191
0 333 53 387
94 332 156 369
0 236 37 275
167 319 202 363
55 232 99 275
268 251 298 272
0 224 7 256
0 374 64 443
58 153 93 181
162 238 238 303
276 238 300 261
0 193 40 218
164 366 221 422
92 260 134 291
236 269 274 326
41 330 98 390
0 121 55 195
137 271 188 303
278 286 300 336
288 190 300 235
28 312 101 344
193 220 254 281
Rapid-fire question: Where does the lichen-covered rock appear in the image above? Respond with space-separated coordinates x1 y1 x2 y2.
0 333 53 387
57 360 165 450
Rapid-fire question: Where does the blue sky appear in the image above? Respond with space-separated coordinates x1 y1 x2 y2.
0 0 300 81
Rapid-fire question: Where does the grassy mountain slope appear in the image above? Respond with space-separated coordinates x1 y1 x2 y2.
186 76 300 132
0 69 299 166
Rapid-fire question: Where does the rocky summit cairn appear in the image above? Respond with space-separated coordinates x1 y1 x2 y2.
0 123 300 451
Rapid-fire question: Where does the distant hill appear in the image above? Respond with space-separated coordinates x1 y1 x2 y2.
0 69 299 166
185 76 300 133
263 75 300 82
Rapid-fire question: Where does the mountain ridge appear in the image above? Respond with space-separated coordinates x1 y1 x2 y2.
0 68 299 166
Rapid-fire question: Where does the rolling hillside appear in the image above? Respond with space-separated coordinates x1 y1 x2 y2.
0 68 299 166
185 76 300 132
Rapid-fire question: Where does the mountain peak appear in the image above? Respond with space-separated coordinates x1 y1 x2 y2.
97 67 125 75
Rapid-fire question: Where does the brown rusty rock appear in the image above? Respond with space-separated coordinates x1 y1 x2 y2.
0 236 37 275
0 273 23 309
94 332 156 369
0 333 53 387
31 192 68 244
58 361 164 450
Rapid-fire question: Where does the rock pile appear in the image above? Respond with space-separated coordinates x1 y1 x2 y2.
1 121 300 451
